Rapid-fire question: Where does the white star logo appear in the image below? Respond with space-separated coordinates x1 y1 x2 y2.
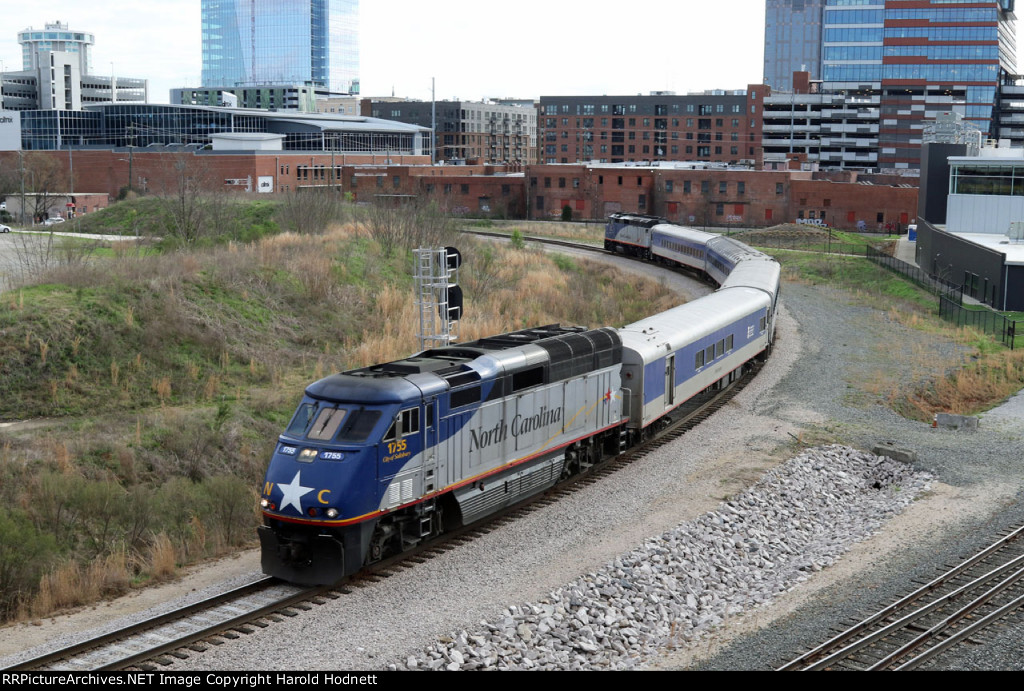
278 471 314 515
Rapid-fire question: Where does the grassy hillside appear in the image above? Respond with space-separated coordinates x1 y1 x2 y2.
70 196 280 244
0 206 679 622
774 249 1024 420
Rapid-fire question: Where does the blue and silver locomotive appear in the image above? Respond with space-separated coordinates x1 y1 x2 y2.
260 218 782 585
259 325 625 584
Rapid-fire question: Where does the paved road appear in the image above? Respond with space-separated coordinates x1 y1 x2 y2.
0 232 45 287
0 230 140 289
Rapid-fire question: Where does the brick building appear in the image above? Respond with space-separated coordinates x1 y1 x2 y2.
0 149 914 231
526 162 917 230
0 149 431 201
537 89 767 166
341 164 525 217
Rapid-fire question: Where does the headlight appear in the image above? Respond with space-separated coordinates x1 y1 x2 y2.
326 508 339 518
299 448 318 462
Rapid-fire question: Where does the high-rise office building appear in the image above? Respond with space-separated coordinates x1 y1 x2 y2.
201 0 359 94
764 0 826 91
821 0 1016 169
765 0 1018 170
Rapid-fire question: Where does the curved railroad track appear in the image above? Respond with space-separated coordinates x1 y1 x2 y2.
4 231 759 672
5 359 763 672
778 524 1024 671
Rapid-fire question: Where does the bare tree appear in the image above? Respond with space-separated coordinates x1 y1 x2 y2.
364 198 457 257
13 153 71 224
276 188 347 234
157 152 217 244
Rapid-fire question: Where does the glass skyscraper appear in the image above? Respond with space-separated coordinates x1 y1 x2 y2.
201 0 359 94
822 0 1016 168
764 0 827 91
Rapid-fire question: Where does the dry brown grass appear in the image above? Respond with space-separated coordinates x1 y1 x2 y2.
899 349 1024 419
852 310 1024 420
148 533 178 582
31 550 131 617
344 242 675 368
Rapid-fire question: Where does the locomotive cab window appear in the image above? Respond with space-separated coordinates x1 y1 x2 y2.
286 402 318 436
308 407 347 441
384 407 420 442
336 409 382 444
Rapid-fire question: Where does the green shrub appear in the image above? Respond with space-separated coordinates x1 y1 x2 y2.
0 508 59 618
510 229 526 250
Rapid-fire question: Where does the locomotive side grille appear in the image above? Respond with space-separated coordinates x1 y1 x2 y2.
387 478 416 508
454 455 563 524
536 328 623 382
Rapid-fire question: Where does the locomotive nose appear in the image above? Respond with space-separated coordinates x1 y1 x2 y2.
262 444 374 521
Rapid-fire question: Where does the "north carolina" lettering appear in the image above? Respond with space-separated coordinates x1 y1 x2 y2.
468 406 563 452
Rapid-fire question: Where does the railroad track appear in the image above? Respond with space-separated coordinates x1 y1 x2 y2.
778 524 1024 671
459 228 607 254
5 232 756 672
4 578 320 671
4 360 762 672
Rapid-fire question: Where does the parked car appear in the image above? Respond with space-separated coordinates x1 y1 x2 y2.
0 224 10 233
43 217 65 226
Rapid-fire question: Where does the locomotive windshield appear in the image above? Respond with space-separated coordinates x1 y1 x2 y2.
285 402 383 444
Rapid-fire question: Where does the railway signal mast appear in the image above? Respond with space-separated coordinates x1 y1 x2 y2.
414 246 463 350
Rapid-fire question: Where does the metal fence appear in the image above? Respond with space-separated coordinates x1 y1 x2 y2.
866 246 1021 349
727 233 869 256
866 246 962 296
939 294 1020 350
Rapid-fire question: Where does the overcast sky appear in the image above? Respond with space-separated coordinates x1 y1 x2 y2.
1 1 767 103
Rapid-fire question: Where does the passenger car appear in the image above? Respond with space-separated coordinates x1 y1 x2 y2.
259 219 781 584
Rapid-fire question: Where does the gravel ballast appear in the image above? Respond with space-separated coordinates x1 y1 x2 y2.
402 446 932 670
3 260 1024 672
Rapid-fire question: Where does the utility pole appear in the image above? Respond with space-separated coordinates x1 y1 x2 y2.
431 78 437 165
128 123 134 194
19 150 26 225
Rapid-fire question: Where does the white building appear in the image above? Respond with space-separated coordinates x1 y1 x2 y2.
0 21 147 111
